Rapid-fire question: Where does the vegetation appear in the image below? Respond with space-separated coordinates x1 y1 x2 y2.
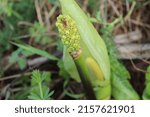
0 0 150 100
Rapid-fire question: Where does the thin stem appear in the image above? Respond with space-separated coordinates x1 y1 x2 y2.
115 1 136 30
39 82 44 99
0 72 32 81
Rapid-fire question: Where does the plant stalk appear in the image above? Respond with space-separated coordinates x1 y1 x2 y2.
74 52 96 100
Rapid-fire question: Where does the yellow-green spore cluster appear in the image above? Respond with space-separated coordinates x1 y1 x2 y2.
56 15 81 53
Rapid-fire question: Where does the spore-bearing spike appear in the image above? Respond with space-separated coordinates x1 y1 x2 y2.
56 15 81 54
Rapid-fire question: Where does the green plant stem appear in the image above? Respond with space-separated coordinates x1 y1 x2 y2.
39 82 44 99
74 53 96 100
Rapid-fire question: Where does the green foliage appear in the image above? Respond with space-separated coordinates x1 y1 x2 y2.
11 41 58 61
9 48 32 70
63 47 81 82
0 0 14 16
64 90 85 99
14 90 30 100
55 29 81 82
28 70 53 100
0 0 35 53
101 19 140 100
88 0 100 16
48 0 58 5
11 75 31 100
29 22 50 45
57 59 70 78
143 66 150 100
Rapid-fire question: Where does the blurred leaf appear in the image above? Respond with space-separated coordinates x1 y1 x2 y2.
143 84 150 100
18 58 26 70
9 48 22 63
0 0 13 16
48 0 58 5
146 66 150 83
9 48 28 70
13 89 30 100
111 73 140 100
143 66 150 100
29 22 50 45
57 59 70 78
11 41 58 61
0 0 35 53
102 27 131 80
88 0 100 15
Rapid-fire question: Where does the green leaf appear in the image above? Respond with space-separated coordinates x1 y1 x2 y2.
41 72 51 82
31 70 42 84
146 66 150 83
11 41 58 61
42 86 54 100
14 89 30 100
63 47 80 82
29 70 53 100
29 22 50 45
9 48 22 63
57 59 70 78
48 0 58 5
9 48 28 70
101 21 139 100
143 83 150 100
143 66 150 100
111 73 140 100
28 92 41 100
18 58 27 70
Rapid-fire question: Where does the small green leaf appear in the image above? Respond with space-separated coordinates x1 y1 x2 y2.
41 72 51 82
9 48 22 63
28 92 41 100
29 70 53 100
31 70 42 84
42 86 54 100
57 59 70 78
18 58 27 70
9 48 28 69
